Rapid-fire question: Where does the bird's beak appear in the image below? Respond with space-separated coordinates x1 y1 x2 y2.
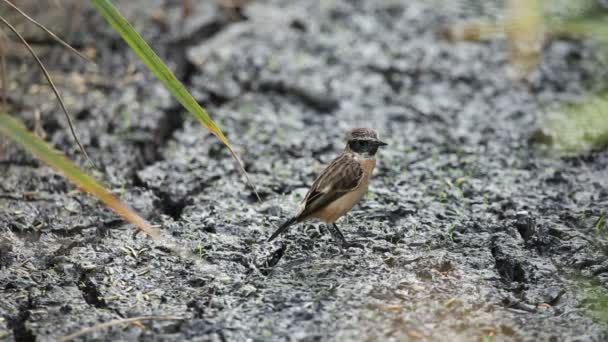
376 140 388 147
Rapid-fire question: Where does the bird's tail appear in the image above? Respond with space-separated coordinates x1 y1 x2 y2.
268 217 297 242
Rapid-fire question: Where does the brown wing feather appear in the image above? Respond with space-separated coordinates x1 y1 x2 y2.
295 153 363 221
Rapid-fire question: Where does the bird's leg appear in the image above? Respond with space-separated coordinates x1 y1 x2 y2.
328 223 365 249
327 223 348 247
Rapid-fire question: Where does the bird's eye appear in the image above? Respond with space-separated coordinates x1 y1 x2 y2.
350 140 367 151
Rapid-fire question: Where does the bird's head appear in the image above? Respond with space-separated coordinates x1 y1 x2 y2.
345 128 387 158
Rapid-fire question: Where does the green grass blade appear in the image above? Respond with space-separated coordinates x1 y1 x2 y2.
89 0 259 199
89 0 221 138
0 113 159 237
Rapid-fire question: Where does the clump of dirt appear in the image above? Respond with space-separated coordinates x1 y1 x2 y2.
1 0 608 340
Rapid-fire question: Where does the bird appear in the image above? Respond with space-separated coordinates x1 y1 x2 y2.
268 128 387 246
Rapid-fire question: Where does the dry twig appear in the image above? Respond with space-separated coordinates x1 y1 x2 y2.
1 0 93 63
0 15 95 167
57 316 183 342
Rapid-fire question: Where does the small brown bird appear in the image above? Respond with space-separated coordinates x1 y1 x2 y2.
268 128 387 246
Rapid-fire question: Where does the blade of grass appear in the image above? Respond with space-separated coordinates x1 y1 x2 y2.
0 113 158 237
89 0 260 201
0 15 95 168
1 0 93 63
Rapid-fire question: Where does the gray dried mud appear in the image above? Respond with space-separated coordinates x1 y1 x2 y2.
1 0 608 341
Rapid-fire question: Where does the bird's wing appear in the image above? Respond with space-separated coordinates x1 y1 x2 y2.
295 153 363 220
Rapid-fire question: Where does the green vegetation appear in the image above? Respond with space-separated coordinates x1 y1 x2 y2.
446 224 456 242
532 94 608 154
583 285 608 324
595 213 606 236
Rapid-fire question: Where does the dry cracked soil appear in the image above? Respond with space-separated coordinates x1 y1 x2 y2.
1 0 608 341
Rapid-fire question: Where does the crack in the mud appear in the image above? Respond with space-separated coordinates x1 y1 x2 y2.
7 222 42 243
0 194 55 202
139 11 248 169
156 192 189 221
78 274 107 309
257 80 340 112
490 234 527 284
132 173 191 220
6 296 36 342
0 160 39 167
128 37 227 221
367 65 406 93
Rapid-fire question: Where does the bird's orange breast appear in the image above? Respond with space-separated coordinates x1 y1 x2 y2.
312 158 376 223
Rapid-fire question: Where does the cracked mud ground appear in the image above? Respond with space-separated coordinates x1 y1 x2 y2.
2 0 608 341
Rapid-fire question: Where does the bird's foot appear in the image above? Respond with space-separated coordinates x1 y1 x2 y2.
326 223 364 250
340 241 364 249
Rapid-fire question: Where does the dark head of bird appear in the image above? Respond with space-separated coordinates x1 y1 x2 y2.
345 128 387 157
